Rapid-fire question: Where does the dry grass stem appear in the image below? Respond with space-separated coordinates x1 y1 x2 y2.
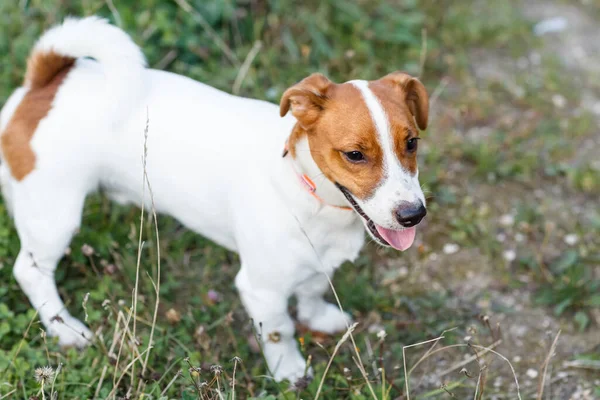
404 339 519 400
232 40 263 95
130 114 151 392
94 365 108 399
438 340 502 377
137 114 162 395
323 273 378 400
537 330 561 400
173 0 239 65
1 308 39 379
408 328 458 377
0 389 17 399
403 335 448 400
418 28 428 78
160 370 181 396
314 322 358 400
105 0 122 27
107 347 152 399
563 359 600 370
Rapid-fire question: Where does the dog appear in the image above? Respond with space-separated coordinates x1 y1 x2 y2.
0 17 429 382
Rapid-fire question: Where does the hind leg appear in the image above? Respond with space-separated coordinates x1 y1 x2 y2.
11 178 92 347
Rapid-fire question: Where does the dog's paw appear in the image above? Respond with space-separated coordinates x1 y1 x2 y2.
272 354 312 384
303 302 352 334
46 315 93 348
263 339 311 383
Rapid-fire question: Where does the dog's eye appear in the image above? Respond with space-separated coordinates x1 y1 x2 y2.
344 151 365 163
406 137 420 153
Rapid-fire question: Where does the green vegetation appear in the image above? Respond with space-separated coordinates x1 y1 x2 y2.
1 0 598 398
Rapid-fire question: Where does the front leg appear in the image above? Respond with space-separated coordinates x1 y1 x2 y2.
295 272 352 334
235 267 310 383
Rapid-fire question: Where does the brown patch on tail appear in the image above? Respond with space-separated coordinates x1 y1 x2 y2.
25 51 75 90
1 52 74 181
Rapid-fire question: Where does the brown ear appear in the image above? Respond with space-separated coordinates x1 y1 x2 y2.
279 73 332 129
380 72 429 130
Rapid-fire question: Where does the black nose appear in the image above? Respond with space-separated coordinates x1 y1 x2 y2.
395 202 427 227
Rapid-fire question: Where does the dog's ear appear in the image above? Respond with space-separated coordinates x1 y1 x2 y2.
280 73 332 129
379 72 429 130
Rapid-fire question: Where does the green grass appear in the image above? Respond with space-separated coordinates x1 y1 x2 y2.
1 0 599 399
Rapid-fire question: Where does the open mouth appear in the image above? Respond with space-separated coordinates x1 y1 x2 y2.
336 184 417 251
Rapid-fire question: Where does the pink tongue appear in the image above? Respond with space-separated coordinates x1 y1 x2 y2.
375 225 416 251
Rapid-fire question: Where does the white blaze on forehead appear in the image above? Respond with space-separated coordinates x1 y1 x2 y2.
348 80 396 174
349 80 416 183
347 80 425 229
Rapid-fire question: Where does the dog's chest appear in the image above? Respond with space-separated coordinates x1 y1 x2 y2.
297 212 366 270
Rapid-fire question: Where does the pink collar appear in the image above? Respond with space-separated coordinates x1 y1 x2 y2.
283 140 352 211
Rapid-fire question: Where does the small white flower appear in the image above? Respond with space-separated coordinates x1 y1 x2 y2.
503 249 517 262
376 330 387 340
499 214 515 227
564 234 578 246
551 94 566 109
34 366 54 383
526 368 539 379
443 243 459 255
556 371 568 380
81 244 95 257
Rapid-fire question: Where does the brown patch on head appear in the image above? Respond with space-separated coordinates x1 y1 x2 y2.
281 77 383 199
1 52 74 181
376 71 429 130
369 72 429 174
280 72 429 200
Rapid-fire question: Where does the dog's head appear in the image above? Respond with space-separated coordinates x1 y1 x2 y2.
280 72 429 251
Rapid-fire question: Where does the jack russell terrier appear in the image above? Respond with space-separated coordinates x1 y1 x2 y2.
0 17 429 382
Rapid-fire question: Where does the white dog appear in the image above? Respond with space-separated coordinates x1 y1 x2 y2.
0 17 429 382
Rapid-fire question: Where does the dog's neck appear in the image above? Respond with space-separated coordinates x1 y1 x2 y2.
287 136 350 210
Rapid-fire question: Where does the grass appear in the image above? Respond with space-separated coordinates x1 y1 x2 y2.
1 0 600 398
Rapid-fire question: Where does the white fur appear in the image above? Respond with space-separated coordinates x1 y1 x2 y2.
0 87 28 216
349 80 425 231
290 137 349 208
0 17 369 382
30 17 147 124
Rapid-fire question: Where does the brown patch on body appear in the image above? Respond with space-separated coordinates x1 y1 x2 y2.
1 52 74 181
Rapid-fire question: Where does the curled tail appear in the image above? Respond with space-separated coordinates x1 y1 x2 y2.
25 16 146 88
24 17 147 122
0 17 147 182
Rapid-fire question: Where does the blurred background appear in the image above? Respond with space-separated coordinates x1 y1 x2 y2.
0 0 599 398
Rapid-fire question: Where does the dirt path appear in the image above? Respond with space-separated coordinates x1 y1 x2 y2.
523 0 600 166
399 1 600 398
